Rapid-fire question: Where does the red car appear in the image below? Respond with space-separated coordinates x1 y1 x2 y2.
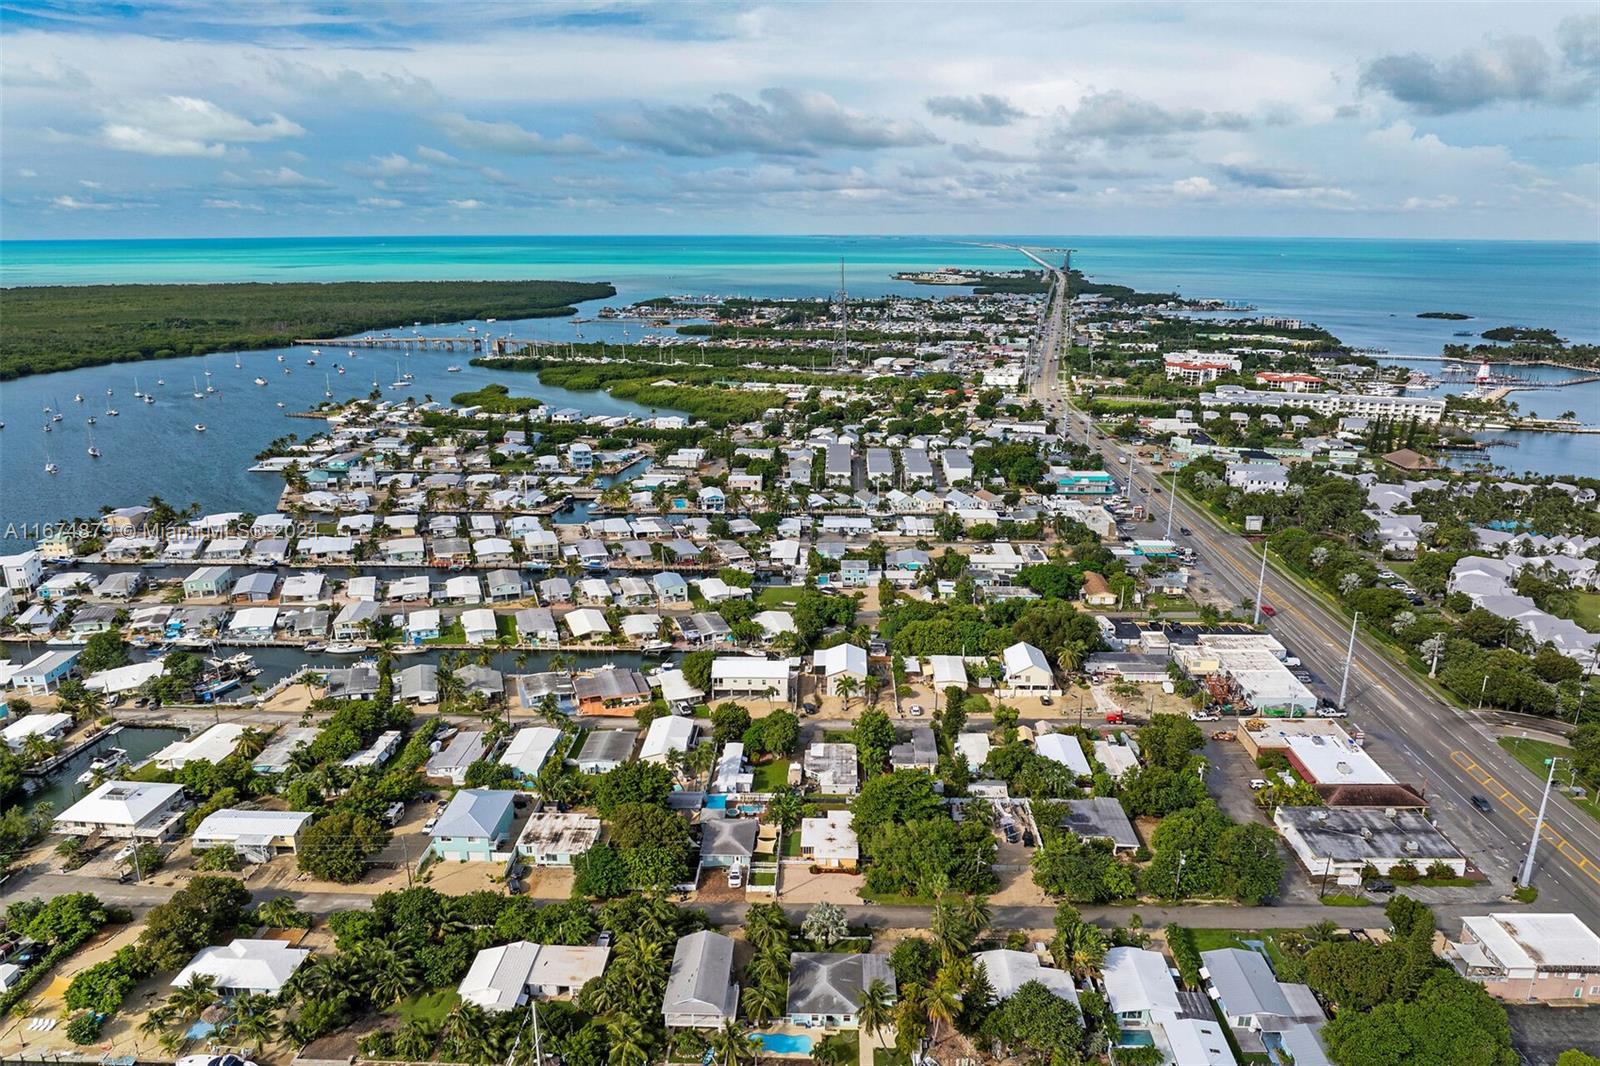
1260 603 1277 617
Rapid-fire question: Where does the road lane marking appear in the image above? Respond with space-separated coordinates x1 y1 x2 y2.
1451 751 1600 889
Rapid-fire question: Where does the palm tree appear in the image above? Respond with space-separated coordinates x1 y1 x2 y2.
957 893 992 942
707 1020 758 1066
801 901 849 947
236 727 269 759
362 943 423 1005
228 993 279 1055
1053 921 1107 980
392 1019 438 1061
762 788 804 832
857 978 893 1046
168 973 219 1020
834 674 859 710
1056 641 1087 677
740 980 785 1025
930 895 969 964
604 1014 651 1066
924 965 963 1043
744 949 789 991
255 895 309 929
442 1002 493 1063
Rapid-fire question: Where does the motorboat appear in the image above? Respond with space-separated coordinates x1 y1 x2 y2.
194 423 207 432
255 377 268 386
276 401 286 408
446 365 462 373
76 747 130 784
302 642 327 653
44 462 58 474
311 348 322 357
73 393 84 403
324 641 366 655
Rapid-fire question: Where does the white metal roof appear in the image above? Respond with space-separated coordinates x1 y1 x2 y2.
1035 732 1092 776
56 780 184 828
1102 947 1181 1020
172 939 310 994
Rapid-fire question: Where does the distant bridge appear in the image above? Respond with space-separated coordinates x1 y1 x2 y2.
294 335 512 355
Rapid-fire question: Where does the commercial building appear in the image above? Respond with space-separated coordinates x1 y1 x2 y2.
1447 913 1600 1003
1274 806 1467 879
1200 385 1445 424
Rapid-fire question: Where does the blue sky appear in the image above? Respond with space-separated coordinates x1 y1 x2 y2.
2 1 1597 240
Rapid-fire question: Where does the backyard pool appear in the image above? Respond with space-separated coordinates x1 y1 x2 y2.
753 1033 814 1056
704 794 729 810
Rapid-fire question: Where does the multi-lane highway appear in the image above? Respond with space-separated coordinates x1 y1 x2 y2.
1026 271 1600 928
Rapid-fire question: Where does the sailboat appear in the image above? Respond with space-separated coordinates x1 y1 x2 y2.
324 373 333 399
192 377 204 399
105 389 119 416
133 378 144 398
234 355 241 369
50 398 63 422
86 424 101 458
43 425 57 473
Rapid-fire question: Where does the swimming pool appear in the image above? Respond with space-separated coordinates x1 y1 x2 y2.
753 1033 814 1055
704 794 728 810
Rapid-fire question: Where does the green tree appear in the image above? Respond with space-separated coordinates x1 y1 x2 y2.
296 809 390 884
1322 972 1517 1066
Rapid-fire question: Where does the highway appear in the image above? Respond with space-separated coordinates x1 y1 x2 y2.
1027 275 1600 929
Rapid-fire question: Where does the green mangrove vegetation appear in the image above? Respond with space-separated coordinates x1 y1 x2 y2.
0 279 616 380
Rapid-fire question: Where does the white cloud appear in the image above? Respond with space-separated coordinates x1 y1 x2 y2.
98 95 303 157
361 197 405 208
220 166 332 188
1172 176 1217 197
434 113 597 155
203 198 265 211
447 198 484 209
51 194 116 210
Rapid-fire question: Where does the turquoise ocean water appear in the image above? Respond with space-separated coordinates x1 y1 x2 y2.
1 235 1596 538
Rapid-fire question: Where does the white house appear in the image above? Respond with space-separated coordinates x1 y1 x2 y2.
55 781 188 839
458 942 611 1010
710 656 790 702
1002 641 1055 692
172 939 311 996
814 643 869 697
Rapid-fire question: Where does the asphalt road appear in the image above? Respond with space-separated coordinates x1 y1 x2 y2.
1034 364 1600 928
10 866 1501 935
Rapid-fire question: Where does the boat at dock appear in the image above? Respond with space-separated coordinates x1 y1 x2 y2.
76 747 130 784
324 641 367 655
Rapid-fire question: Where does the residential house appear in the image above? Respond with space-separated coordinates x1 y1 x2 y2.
710 657 790 702
1002 641 1055 692
458 942 610 1010
515 812 601 867
785 953 896 1029
663 931 739 1029
429 789 520 862
803 743 859 794
574 729 634 774
54 781 188 839
172 939 311 997
814 643 868 697
799 810 859 870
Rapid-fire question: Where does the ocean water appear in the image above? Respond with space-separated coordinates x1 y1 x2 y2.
2 235 1596 539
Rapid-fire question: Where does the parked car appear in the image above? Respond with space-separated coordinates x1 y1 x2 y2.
1249 778 1268 791
1189 710 1221 722
727 865 744 889
596 930 614 949
1367 880 1396 894
1179 527 1192 536
1039 694 1053 706
1315 706 1348 718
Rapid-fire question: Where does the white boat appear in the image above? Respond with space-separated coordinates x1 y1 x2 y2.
311 348 322 357
87 416 96 424
348 350 356 358
324 641 366 655
467 325 478 333
276 401 286 408
306 358 316 366
157 378 165 385
192 377 203 399
337 365 346 374
44 462 58 474
87 425 100 458
73 393 84 403
446 365 462 373
76 747 129 784
255 377 268 386
485 318 496 323
194 423 207 432
284 368 292 375
178 1054 259 1066
143 395 154 404
276 354 284 363
303 642 327 653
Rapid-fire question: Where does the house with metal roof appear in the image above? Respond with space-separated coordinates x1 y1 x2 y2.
699 814 758 869
191 809 313 860
641 714 698 764
500 726 562 781
458 942 610 1010
172 939 310 996
973 949 1078 1006
429 789 520 862
663 931 739 1029
426 730 487 786
574 729 634 774
1002 641 1055 692
55 780 188 839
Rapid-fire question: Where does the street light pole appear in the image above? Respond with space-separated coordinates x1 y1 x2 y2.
1252 542 1269 626
1337 612 1360 711
1519 756 1560 888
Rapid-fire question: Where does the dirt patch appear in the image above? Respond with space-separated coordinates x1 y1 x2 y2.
779 865 864 903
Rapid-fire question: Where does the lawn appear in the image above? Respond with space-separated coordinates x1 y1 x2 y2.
756 584 804 609
392 989 459 1026
873 1048 911 1066
1569 591 1600 634
751 757 792 792
782 830 802 857
425 620 467 645
1320 893 1371 907
1498 737 1600 823
1187 929 1294 973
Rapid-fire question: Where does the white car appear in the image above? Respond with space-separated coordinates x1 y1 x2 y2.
1189 710 1221 722
1249 779 1268 791
727 865 744 888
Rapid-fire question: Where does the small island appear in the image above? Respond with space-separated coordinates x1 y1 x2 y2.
1482 326 1565 344
1417 311 1472 320
448 382 544 414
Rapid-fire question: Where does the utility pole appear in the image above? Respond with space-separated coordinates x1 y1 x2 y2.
1337 612 1360 710
1519 756 1560 888
1252 541 1269 626
1163 467 1178 540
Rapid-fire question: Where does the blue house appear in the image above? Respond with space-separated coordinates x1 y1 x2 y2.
1057 470 1118 496
429 789 520 862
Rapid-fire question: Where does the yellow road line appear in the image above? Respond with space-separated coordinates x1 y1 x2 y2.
1163 486 1600 891
1451 751 1600 888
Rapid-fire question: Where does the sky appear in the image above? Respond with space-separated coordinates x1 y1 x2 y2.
2 1 1598 240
